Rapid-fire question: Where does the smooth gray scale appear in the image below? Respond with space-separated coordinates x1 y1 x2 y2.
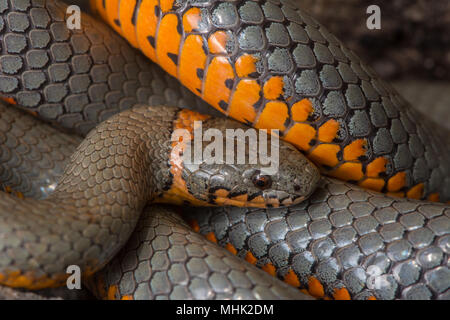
268 48 293 73
7 12 29 32
320 66 343 90
379 223 405 242
38 103 63 119
390 119 408 144
311 237 335 261
295 69 320 96
354 216 379 235
336 245 362 269
308 219 332 239
4 33 27 53
350 61 370 81
425 267 450 294
408 134 425 159
328 44 348 63
280 2 302 24
238 1 264 24
22 70 46 90
333 226 358 248
330 210 353 228
369 103 388 128
407 228 435 249
262 1 284 22
292 44 316 68
358 233 384 255
402 284 433 300
348 110 371 137
16 91 41 107
211 2 238 27
307 202 331 220
238 25 266 50
412 158 429 183
313 43 334 64
0 55 23 74
50 21 70 41
394 144 413 171
265 23 290 46
0 76 18 92
345 84 366 109
373 128 394 155
287 23 309 44
304 24 326 43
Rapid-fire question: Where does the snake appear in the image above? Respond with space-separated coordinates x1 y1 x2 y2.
0 0 448 300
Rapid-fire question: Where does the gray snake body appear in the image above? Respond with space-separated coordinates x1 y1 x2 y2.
0 0 448 300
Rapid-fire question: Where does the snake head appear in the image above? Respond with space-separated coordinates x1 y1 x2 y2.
160 115 320 208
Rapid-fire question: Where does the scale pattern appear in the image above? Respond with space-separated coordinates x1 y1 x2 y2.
92 0 450 202
0 0 214 136
186 177 450 300
91 205 312 300
0 106 177 289
0 101 81 199
0 0 448 301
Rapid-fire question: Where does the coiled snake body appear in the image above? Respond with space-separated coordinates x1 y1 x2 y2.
0 0 448 300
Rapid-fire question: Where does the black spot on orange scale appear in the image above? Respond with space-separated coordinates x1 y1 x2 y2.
179 34 207 95
218 100 228 111
167 52 178 65
283 117 291 130
160 0 176 13
196 68 204 79
227 79 262 123
183 7 203 33
247 191 263 201
228 190 247 198
147 36 155 48
131 0 141 25
321 164 333 171
156 14 182 77
254 101 290 132
176 21 183 35
202 56 235 112
134 0 159 62
225 79 234 90
104 0 122 35
358 155 368 162
117 0 143 48
154 5 161 18
336 149 343 161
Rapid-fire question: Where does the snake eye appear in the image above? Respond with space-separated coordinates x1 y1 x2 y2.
252 173 272 190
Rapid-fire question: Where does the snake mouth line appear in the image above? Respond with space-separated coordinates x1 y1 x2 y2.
211 194 306 208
